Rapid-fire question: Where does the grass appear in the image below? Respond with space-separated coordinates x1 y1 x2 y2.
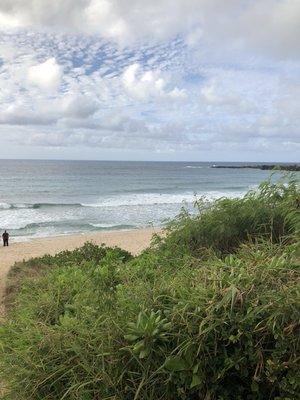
0 175 299 400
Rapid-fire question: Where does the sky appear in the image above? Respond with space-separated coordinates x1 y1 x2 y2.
0 0 299 162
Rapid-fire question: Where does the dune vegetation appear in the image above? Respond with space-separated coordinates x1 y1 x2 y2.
0 175 299 400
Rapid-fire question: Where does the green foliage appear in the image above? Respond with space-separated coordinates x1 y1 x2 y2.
158 175 299 256
0 176 299 400
5 242 132 312
37 241 133 266
124 310 171 359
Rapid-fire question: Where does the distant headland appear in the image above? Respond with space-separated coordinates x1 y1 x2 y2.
211 164 300 172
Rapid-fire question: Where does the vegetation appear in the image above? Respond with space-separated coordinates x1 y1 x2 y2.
0 176 299 400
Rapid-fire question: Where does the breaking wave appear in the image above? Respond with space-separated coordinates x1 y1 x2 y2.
184 166 205 169
1 190 246 214
83 190 245 208
0 202 83 210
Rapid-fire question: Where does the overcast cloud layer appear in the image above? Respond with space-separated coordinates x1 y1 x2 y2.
0 0 299 161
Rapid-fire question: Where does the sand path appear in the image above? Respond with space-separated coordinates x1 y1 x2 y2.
0 228 158 318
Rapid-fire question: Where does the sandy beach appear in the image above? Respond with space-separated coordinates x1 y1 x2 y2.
0 228 159 317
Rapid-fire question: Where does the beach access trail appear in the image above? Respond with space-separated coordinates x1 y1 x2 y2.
0 228 158 318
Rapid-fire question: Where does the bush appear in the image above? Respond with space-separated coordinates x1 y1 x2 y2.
36 241 133 266
157 175 299 256
4 242 133 311
0 177 299 400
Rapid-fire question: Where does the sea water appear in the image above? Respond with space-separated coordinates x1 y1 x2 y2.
0 160 288 241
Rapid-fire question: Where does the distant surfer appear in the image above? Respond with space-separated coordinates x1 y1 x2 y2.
2 230 9 246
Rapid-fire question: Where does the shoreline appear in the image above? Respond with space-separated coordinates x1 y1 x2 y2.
0 227 161 318
9 225 161 244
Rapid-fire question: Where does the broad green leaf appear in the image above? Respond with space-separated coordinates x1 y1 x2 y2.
190 374 202 389
164 356 188 371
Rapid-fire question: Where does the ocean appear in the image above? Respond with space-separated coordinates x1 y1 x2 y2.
0 160 287 241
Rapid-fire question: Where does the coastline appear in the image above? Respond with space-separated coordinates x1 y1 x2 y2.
0 227 161 318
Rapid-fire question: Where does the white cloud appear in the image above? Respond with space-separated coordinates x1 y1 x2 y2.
201 82 248 110
0 0 300 59
85 0 129 41
236 0 300 59
122 63 186 101
0 104 56 126
0 10 21 28
0 3 299 161
61 95 99 118
27 58 62 90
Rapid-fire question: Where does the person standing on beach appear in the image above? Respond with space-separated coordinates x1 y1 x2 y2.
2 230 9 246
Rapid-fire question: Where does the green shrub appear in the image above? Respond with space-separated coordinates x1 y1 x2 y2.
4 242 133 311
37 241 133 266
157 175 299 256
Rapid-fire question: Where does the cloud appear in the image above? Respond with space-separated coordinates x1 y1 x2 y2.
27 58 62 90
0 94 99 127
200 81 252 112
61 95 99 118
122 63 187 101
236 0 300 59
0 104 57 126
0 0 300 59
0 3 299 161
84 0 129 41
0 10 21 28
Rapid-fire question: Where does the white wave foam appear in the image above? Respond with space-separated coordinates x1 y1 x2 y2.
0 202 11 210
90 223 135 229
13 203 30 209
83 190 245 208
204 190 246 200
83 193 196 208
90 223 123 228
0 202 32 210
184 166 204 169
0 208 72 230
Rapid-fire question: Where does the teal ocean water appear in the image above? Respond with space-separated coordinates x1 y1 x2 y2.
0 160 286 241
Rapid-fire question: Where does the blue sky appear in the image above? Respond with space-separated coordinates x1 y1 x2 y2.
0 0 299 161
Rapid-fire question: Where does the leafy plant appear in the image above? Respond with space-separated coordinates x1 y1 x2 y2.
124 310 171 359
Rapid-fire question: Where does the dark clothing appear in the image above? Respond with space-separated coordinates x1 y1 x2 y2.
2 232 9 246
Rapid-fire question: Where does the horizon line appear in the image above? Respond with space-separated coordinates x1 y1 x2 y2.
0 158 299 164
